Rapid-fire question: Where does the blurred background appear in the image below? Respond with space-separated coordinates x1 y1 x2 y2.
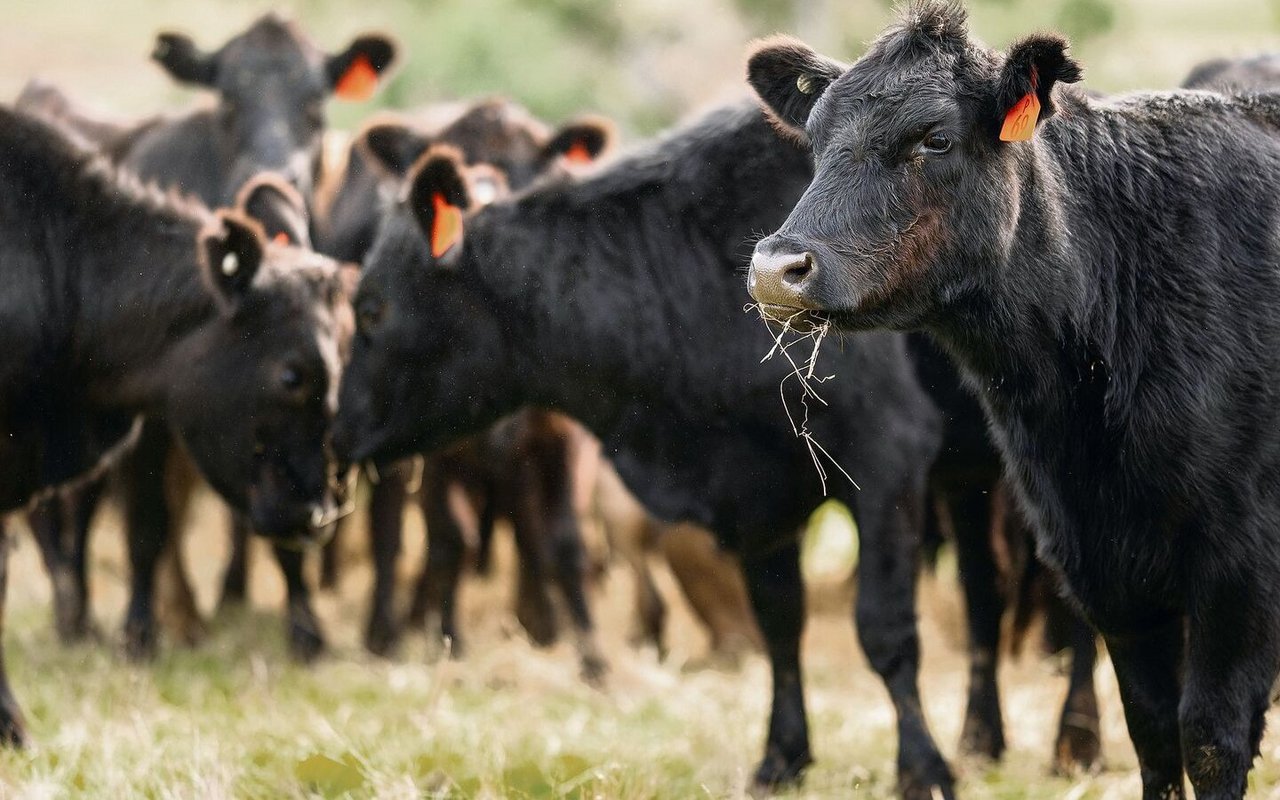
3 0 1280 139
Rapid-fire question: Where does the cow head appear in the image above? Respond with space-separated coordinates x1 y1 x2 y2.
361 99 613 190
333 147 516 467
746 1 1081 331
166 182 352 542
153 13 396 204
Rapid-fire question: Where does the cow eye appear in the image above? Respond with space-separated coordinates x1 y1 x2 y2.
357 297 384 336
280 365 304 391
921 131 952 155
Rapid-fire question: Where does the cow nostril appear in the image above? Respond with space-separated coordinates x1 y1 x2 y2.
782 253 815 287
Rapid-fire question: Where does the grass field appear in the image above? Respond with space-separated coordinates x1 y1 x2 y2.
0 489 1278 799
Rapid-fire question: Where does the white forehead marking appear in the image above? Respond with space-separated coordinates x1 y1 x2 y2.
221 252 239 276
316 318 343 416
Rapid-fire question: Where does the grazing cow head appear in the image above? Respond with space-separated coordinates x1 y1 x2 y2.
169 181 352 542
746 1 1081 330
333 147 513 467
153 13 396 204
361 99 613 190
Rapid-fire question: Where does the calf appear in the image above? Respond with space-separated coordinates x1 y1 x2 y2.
748 4 1280 796
0 108 347 743
334 103 951 795
318 98 614 673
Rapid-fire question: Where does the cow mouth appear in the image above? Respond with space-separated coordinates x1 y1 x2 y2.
750 302 828 333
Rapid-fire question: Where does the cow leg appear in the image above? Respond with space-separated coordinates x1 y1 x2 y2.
851 480 954 800
319 527 342 591
1104 618 1186 799
365 468 408 656
410 471 469 659
743 540 811 789
512 534 558 648
473 510 497 576
0 519 27 746
272 544 325 663
659 524 762 663
627 535 667 658
219 518 251 609
154 454 206 648
29 481 101 643
1053 610 1101 773
121 422 173 661
1180 571 1280 800
515 454 606 683
950 484 1006 761
154 541 208 647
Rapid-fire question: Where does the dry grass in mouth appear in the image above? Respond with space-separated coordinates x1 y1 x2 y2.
746 303 858 496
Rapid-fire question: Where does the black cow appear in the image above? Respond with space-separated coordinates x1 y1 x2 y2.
1182 52 1280 92
334 102 955 795
748 3 1280 797
317 98 612 676
128 12 395 204
0 107 347 744
19 13 394 661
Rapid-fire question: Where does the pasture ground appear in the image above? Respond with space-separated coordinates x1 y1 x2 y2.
0 488 1277 798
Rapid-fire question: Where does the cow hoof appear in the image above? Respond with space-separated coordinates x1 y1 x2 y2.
287 611 326 664
0 702 27 748
122 620 157 662
1052 718 1102 775
54 614 99 646
425 631 463 663
579 653 608 686
750 750 811 795
364 612 401 657
516 601 558 648
959 712 1006 761
898 755 956 800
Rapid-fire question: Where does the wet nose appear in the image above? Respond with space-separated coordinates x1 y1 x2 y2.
749 247 820 309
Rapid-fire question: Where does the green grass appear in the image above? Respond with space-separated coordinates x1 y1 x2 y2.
1 494 1278 798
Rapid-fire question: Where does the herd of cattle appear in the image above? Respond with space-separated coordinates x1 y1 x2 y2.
2 1 1280 797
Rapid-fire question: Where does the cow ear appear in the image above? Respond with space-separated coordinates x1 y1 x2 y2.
327 34 397 102
199 211 265 311
360 120 432 178
235 173 312 249
406 146 472 266
152 32 217 87
747 35 847 142
993 34 1082 142
542 117 614 166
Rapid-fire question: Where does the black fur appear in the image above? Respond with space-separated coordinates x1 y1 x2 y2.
750 3 1280 796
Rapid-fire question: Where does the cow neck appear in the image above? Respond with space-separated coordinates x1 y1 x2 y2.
71 178 219 413
462 106 815 436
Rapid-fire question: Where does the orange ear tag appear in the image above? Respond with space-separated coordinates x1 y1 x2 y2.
272 232 291 245
430 192 463 258
335 54 378 102
564 140 594 165
999 90 1041 142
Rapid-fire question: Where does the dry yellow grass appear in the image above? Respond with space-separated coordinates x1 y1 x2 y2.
0 488 1276 798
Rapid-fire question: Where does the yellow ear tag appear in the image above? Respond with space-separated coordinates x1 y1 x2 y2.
335 55 378 102
999 90 1041 142
430 192 463 258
